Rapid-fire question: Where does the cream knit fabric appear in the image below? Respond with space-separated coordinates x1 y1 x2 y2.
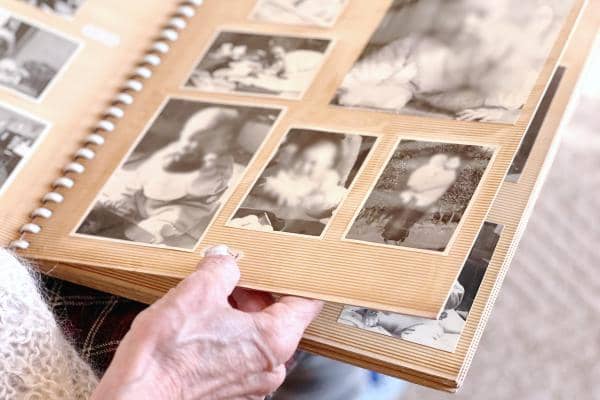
0 250 98 399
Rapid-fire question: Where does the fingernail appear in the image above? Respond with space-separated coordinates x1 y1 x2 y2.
204 244 231 257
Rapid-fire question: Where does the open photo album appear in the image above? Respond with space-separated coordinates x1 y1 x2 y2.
0 0 596 391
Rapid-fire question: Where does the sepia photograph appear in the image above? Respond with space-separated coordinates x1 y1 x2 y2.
0 102 47 194
250 0 348 28
76 99 282 250
0 11 79 99
229 128 377 237
18 0 86 17
339 221 503 353
184 31 330 99
331 0 574 124
345 140 494 252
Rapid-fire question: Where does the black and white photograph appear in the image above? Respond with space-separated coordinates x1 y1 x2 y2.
18 0 86 17
339 221 503 353
250 0 348 28
228 128 376 237
0 102 47 194
331 0 573 124
75 99 282 250
184 31 330 99
345 140 494 252
0 11 78 99
507 66 565 181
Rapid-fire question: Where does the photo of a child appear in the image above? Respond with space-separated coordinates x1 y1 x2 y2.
345 140 494 252
229 128 376 237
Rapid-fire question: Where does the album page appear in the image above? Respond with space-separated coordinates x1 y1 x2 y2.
0 0 188 244
41 6 599 389
20 0 585 316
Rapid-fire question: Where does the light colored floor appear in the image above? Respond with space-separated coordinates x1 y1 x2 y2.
402 62 600 400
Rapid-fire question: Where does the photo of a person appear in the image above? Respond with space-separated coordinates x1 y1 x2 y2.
76 99 282 249
339 221 503 353
332 0 573 124
250 0 348 27
0 11 78 99
18 0 86 17
185 31 330 99
229 128 376 237
0 102 47 193
345 140 494 252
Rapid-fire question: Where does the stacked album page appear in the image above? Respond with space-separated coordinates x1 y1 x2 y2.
9 0 587 319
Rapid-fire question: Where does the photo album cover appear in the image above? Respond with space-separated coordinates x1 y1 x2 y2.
0 0 595 391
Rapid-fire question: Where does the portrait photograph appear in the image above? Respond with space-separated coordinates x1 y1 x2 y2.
331 0 574 124
184 31 330 99
339 221 503 353
229 128 377 237
0 102 47 194
345 140 494 252
0 11 79 99
18 0 87 17
250 0 348 28
76 98 283 250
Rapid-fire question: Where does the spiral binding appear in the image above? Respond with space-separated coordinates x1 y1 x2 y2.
10 0 204 250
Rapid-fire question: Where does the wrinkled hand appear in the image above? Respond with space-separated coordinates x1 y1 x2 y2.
91 245 322 400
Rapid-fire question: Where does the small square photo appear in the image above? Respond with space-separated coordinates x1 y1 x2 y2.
345 140 494 252
250 0 348 28
184 31 330 99
229 128 377 237
0 11 79 99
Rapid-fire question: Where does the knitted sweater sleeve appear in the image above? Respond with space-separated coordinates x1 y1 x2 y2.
0 250 98 400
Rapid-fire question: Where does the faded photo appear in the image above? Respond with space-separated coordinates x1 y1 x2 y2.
339 221 503 353
332 0 573 123
185 31 330 98
18 0 86 17
345 140 494 252
76 99 282 249
250 0 348 27
0 103 46 193
229 128 376 237
0 11 78 99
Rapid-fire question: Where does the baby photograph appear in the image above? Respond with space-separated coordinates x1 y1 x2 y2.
250 0 348 28
17 0 86 17
0 11 78 99
339 221 503 353
76 98 282 250
0 102 47 193
229 128 377 237
184 31 330 99
345 140 494 252
331 0 573 124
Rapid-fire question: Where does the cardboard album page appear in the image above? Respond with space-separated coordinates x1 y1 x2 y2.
19 0 585 316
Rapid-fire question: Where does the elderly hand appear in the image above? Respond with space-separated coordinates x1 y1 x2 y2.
90 245 322 400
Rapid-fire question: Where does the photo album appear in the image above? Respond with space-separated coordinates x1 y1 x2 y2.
0 0 596 391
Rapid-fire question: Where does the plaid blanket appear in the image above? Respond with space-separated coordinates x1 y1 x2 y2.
41 276 147 375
